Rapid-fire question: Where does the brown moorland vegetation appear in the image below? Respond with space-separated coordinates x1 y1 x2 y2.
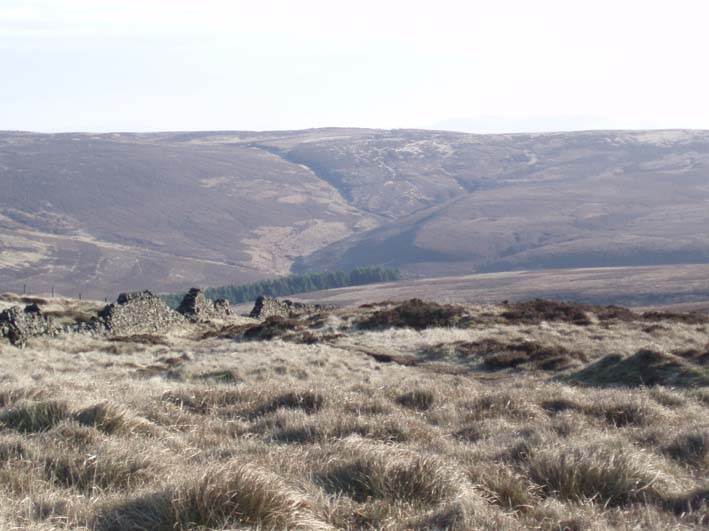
0 298 706 530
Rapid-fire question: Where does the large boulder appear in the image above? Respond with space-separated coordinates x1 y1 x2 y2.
249 296 325 319
94 291 185 335
176 288 231 322
0 304 56 347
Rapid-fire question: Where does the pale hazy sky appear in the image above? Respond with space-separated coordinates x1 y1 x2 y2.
2 0 708 133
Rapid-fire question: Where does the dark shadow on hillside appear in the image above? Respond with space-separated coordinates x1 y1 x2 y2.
569 349 709 387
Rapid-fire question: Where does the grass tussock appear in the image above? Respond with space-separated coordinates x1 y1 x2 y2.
0 294 48 305
95 461 331 531
161 388 250 413
456 339 588 372
321 439 460 504
542 393 660 427
501 299 593 325
499 300 680 326
0 400 71 433
243 316 304 340
27 493 77 524
395 389 436 411
44 445 157 493
75 402 154 435
254 408 415 445
642 310 709 325
649 387 687 408
465 392 539 421
664 429 708 468
253 390 326 416
193 368 243 383
49 420 102 448
108 334 170 346
570 349 709 387
469 463 540 513
403 494 510 531
0 297 707 530
177 461 331 530
0 386 46 407
588 398 659 427
525 437 678 506
0 435 33 462
674 345 709 366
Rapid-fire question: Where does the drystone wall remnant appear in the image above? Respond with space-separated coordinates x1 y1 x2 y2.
249 296 326 319
177 288 231 322
0 304 57 347
1 288 237 344
93 291 185 335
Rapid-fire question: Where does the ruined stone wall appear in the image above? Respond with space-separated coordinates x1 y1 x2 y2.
249 296 326 319
1 289 234 343
0 304 57 347
177 288 231 322
94 291 185 335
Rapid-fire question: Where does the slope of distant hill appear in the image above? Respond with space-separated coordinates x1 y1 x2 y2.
1 128 708 298
280 264 709 309
289 129 709 275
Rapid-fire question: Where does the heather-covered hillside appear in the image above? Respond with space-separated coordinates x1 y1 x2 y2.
3 129 709 298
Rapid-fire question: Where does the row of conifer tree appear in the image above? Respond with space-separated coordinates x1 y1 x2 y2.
162 266 400 307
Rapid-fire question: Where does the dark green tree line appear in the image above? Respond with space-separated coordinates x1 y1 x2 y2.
162 266 401 307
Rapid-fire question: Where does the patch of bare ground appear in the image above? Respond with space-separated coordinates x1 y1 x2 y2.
0 298 707 529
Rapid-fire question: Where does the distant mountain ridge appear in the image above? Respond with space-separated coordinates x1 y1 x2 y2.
1 128 708 298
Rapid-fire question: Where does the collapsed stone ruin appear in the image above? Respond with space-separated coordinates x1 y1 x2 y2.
90 289 232 335
177 288 231 322
0 304 57 347
91 291 185 336
249 295 326 319
0 289 325 346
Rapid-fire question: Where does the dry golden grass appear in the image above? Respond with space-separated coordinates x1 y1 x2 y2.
0 299 707 529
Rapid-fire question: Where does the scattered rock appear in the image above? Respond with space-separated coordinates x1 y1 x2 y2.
92 291 185 336
0 304 57 347
176 288 231 322
249 296 325 319
2 289 232 342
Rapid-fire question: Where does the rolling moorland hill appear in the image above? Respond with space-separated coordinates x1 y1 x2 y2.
0 294 706 529
274 264 709 310
2 128 709 298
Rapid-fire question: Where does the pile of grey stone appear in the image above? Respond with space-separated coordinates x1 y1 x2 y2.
91 291 186 336
1 289 230 346
177 288 231 322
0 288 332 346
89 288 233 335
249 295 326 319
0 304 57 347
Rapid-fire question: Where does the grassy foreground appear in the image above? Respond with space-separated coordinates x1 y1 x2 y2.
0 298 707 530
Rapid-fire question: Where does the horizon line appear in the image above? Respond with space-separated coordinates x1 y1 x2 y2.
2 126 708 136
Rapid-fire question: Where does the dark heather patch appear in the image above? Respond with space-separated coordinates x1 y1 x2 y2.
358 299 464 330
